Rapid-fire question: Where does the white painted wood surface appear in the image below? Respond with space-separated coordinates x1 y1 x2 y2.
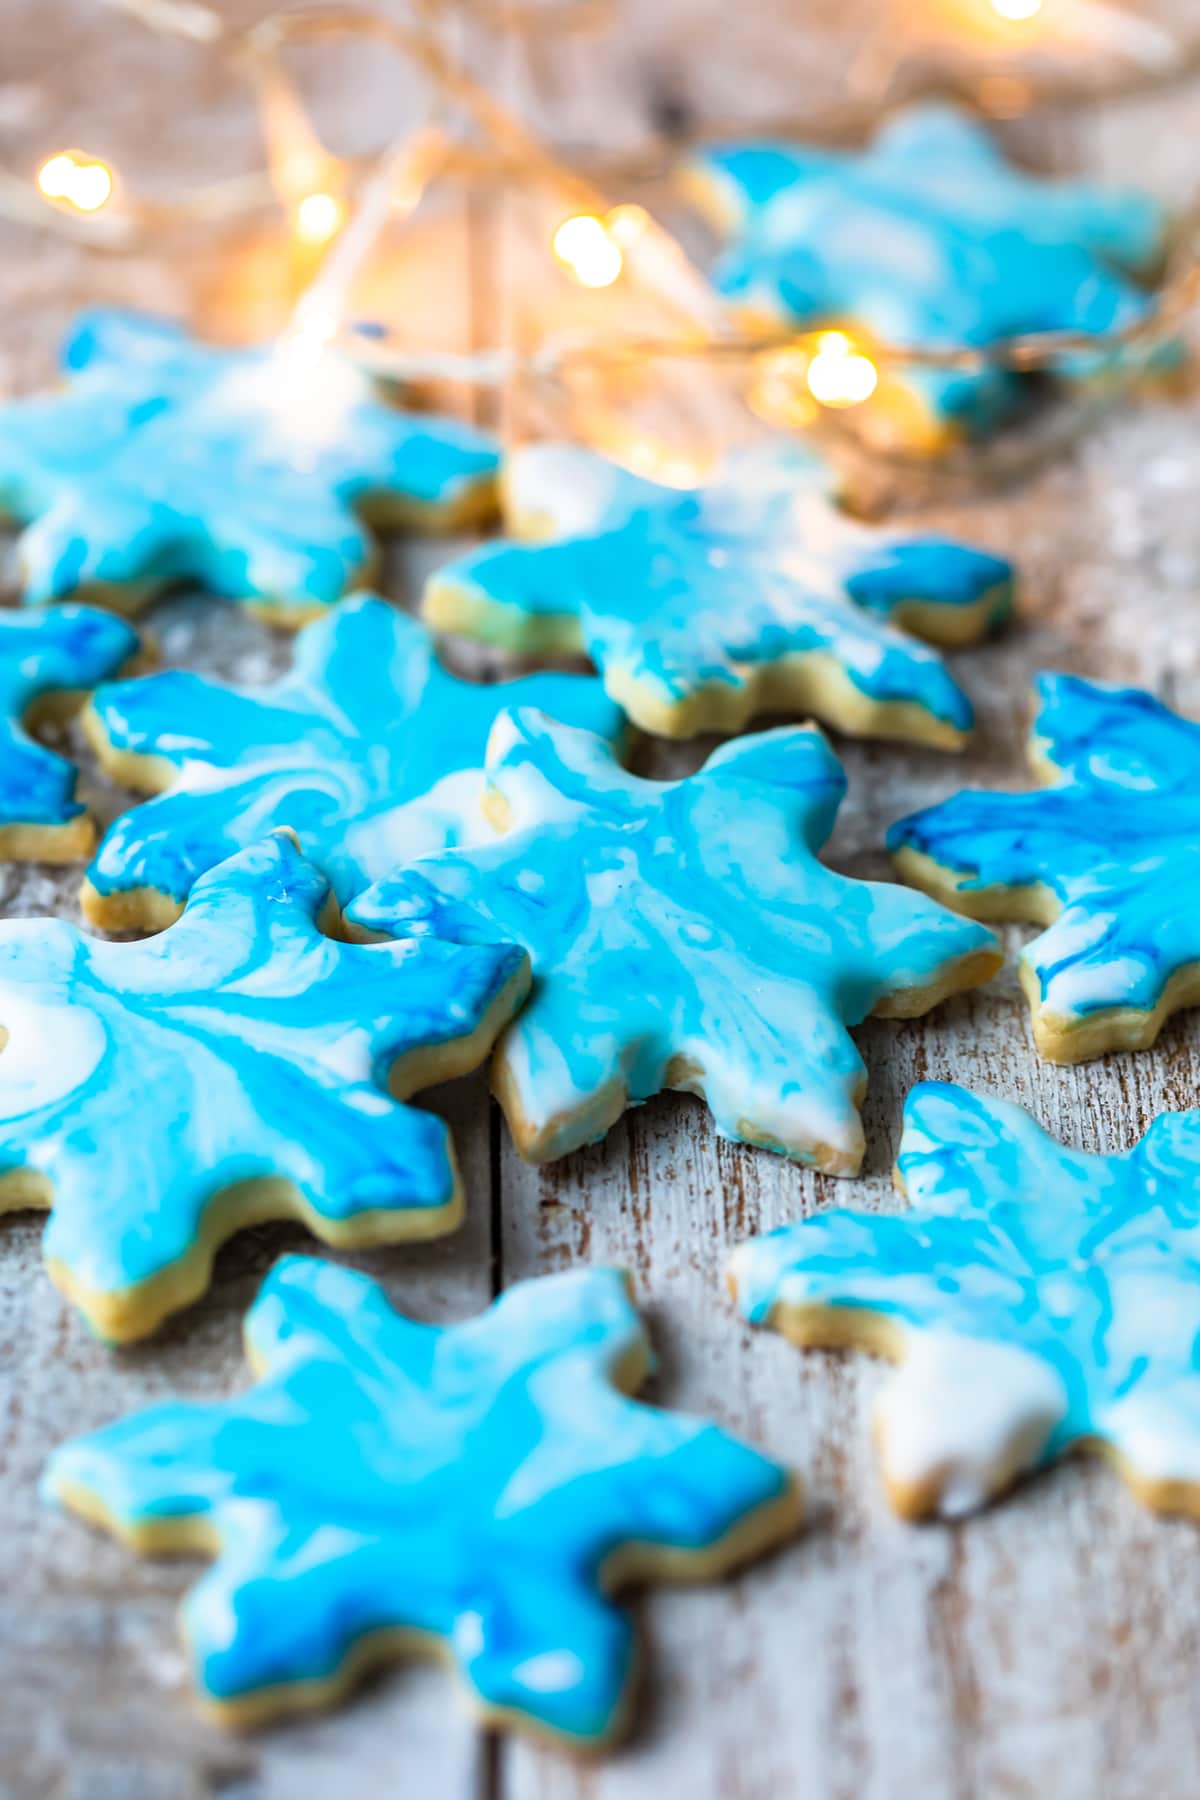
2 5 1200 1797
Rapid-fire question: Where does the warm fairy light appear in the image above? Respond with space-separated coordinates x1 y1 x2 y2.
295 190 344 245
552 206 649 288
990 0 1043 18
553 214 624 288
805 332 879 408
37 152 114 214
604 203 650 249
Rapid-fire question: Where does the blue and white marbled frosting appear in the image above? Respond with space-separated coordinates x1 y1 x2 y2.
0 832 528 1339
0 308 500 617
888 672 1200 1049
0 604 138 841
44 1255 799 1741
426 439 1012 745
732 1081 1200 1518
85 592 624 915
684 103 1167 439
347 707 999 1168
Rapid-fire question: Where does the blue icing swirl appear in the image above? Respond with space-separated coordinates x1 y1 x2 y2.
44 1255 796 1740
685 103 1167 435
732 1081 1200 1512
0 308 500 614
428 441 1012 742
86 593 624 909
889 672 1200 1024
347 708 998 1168
0 833 527 1333
0 604 137 830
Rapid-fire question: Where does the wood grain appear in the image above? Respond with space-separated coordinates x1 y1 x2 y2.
1 5 1199 1797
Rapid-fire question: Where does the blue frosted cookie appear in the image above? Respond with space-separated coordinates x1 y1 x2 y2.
683 103 1168 447
346 707 1000 1169
45 1255 801 1741
0 832 528 1340
0 604 139 860
426 440 1012 745
890 672 1200 1061
81 592 624 930
0 308 500 622
732 1081 1200 1520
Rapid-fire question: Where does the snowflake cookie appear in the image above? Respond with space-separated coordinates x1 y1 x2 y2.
0 833 528 1341
890 672 1200 1062
346 708 1000 1168
45 1255 801 1742
0 604 139 860
683 103 1167 448
731 1081 1200 1520
81 592 624 931
424 440 1012 744
0 308 500 622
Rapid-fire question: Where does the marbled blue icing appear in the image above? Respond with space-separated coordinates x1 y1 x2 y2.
0 308 499 614
0 605 137 831
347 708 998 1167
732 1081 1200 1510
686 104 1167 434
889 672 1200 1024
0 833 526 1330
428 441 1013 740
86 593 623 910
44 1255 795 1740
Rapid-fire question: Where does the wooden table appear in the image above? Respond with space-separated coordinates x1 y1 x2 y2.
2 5 1200 1796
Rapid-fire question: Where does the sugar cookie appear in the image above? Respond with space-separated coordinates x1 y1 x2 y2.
425 440 1012 745
682 103 1167 449
0 308 500 622
890 672 1200 1061
346 708 1000 1169
46 1255 801 1743
732 1081 1200 1520
0 604 139 860
0 833 529 1341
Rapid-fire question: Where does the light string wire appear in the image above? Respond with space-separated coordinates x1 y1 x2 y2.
4 0 1198 448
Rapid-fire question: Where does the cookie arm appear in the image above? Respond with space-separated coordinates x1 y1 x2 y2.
18 487 192 608
896 1081 1102 1209
1028 672 1200 789
0 723 89 832
44 1398 242 1540
730 1207 1016 1336
842 536 1014 645
200 489 376 614
87 669 291 776
679 142 843 233
423 540 588 658
1023 182 1169 278
888 786 1079 909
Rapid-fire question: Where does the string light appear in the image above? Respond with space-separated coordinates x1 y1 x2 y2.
804 332 880 408
604 202 650 248
294 190 344 245
553 214 624 287
37 151 114 214
3 0 1191 485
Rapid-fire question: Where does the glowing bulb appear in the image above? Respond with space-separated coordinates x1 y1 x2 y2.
553 215 623 289
805 332 879 409
37 151 113 214
604 204 650 249
295 191 344 246
990 0 1043 19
